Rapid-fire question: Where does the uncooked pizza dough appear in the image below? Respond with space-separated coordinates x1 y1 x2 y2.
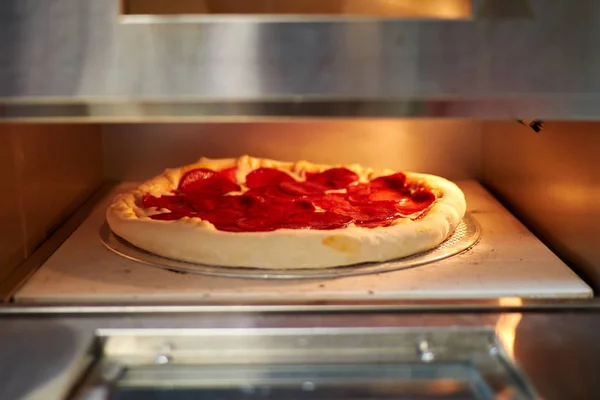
106 155 466 269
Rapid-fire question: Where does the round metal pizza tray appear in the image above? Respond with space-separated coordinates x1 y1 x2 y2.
100 213 481 280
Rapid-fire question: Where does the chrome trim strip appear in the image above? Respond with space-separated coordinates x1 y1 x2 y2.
2 98 600 120
2 301 600 315
119 15 474 24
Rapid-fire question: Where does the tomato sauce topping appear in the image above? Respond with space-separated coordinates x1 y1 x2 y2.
145 167 436 232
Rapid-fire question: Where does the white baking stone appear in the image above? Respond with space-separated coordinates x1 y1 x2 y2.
14 181 593 302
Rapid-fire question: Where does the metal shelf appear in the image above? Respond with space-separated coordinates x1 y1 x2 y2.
13 181 591 304
3 97 600 121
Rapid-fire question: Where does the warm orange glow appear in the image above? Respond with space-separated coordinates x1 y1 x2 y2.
123 0 472 18
426 379 468 395
342 0 471 18
495 298 523 359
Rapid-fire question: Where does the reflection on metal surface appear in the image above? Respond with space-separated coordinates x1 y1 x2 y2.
477 0 533 18
99 214 481 279
69 327 536 400
3 313 600 400
483 122 600 292
4 98 600 121
4 0 600 105
122 0 472 18
0 183 115 302
2 299 600 315
102 121 481 182
495 298 523 360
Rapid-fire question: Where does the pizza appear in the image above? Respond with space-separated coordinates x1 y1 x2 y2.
106 155 466 269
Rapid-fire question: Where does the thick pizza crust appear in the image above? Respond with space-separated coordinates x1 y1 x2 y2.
106 156 466 269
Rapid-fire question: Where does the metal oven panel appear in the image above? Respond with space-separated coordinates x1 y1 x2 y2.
102 121 482 183
4 1 600 120
69 327 537 400
483 121 600 292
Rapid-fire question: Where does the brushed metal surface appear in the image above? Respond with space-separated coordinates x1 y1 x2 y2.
3 0 600 120
102 121 482 181
0 130 24 284
5 98 600 119
72 326 535 400
483 121 600 292
3 300 600 314
0 312 599 400
0 184 114 302
0 124 103 299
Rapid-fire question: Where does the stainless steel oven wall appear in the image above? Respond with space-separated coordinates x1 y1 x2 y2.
0 124 103 298
102 121 482 181
482 121 600 292
3 1 600 120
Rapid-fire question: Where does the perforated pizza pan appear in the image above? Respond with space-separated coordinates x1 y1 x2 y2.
100 214 481 280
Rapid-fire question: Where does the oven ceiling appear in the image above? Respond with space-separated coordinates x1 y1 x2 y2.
2 0 600 120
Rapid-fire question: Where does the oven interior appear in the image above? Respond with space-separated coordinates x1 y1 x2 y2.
4 2 600 399
1 119 598 303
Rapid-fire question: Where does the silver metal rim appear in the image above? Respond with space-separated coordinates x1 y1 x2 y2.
100 214 481 280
